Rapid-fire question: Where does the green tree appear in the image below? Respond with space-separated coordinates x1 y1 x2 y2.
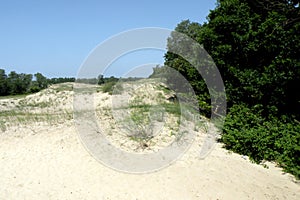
0 69 8 95
97 74 104 85
6 71 33 94
19 73 32 93
165 0 300 118
163 0 300 178
202 0 300 116
7 71 21 94
35 72 48 89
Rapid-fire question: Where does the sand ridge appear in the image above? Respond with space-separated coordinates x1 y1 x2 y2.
0 82 299 199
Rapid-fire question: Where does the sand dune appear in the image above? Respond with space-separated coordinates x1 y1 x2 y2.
0 82 299 199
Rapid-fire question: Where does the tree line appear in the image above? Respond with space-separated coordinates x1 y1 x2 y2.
155 0 300 178
0 69 125 96
0 69 75 96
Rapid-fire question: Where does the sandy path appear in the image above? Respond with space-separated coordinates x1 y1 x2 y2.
0 123 299 200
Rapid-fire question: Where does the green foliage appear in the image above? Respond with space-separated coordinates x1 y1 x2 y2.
101 81 117 94
161 102 181 117
97 74 104 85
0 109 73 131
48 77 75 84
0 69 77 96
149 65 169 79
221 104 300 179
0 69 39 95
99 76 124 94
76 77 98 84
0 69 8 95
128 104 153 141
6 71 33 95
52 84 73 92
203 0 299 116
157 0 300 178
29 85 41 93
34 73 48 89
164 0 299 117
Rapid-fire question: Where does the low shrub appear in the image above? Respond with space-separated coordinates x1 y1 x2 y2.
221 104 300 179
101 81 117 94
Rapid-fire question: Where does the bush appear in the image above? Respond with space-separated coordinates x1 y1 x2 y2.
29 85 41 93
101 81 117 94
159 0 300 179
221 104 300 179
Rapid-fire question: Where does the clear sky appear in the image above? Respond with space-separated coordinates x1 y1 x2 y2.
0 0 217 78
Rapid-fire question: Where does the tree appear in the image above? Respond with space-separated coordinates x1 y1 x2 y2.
0 69 8 95
35 72 48 90
6 71 33 94
165 0 300 118
97 74 104 85
208 0 299 116
7 71 21 94
163 0 300 178
19 73 32 93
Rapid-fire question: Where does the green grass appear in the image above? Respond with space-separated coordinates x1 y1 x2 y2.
101 81 117 94
0 109 73 132
0 83 74 132
95 79 209 150
52 83 73 92
0 93 28 100
161 102 181 117
19 101 51 108
155 84 172 95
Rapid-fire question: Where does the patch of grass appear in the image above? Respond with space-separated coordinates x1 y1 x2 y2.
113 83 124 94
101 81 117 94
73 85 96 94
28 101 52 108
119 102 154 146
155 84 172 95
53 84 73 92
0 109 73 131
119 101 183 148
0 94 28 100
17 98 52 108
161 102 181 117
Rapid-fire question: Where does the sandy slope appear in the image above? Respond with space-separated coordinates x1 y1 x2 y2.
0 83 299 199
1 124 299 200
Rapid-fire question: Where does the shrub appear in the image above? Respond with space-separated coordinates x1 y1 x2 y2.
221 104 300 179
29 85 41 93
101 81 117 94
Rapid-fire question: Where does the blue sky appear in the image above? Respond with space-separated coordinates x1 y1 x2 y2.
0 0 217 78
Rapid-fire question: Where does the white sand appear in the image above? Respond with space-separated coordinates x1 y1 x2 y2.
1 124 299 199
0 82 299 199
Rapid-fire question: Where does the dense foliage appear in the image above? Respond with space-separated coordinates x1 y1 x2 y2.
0 69 47 95
222 104 300 177
48 77 76 84
162 0 300 178
0 69 76 96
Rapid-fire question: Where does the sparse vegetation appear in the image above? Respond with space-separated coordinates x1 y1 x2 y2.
0 109 73 131
52 83 73 92
101 81 117 94
97 80 202 151
0 83 74 132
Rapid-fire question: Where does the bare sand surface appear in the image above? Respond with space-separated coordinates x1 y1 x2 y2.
1 123 299 200
0 83 299 199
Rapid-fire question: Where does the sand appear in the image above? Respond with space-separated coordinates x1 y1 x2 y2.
1 124 299 199
0 82 299 199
